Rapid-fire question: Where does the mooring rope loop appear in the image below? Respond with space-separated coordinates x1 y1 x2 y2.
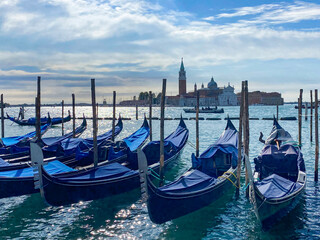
187 141 196 149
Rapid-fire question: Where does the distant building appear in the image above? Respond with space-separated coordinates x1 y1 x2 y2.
236 91 284 105
167 59 238 106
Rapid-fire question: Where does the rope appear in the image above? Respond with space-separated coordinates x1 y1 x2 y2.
218 174 240 189
148 167 171 184
187 141 196 150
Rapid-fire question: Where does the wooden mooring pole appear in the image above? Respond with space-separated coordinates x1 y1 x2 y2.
112 91 116 142
36 76 41 140
61 100 64 136
96 103 99 120
72 93 76 137
305 102 308 121
149 91 153 141
159 79 166 185
311 90 313 142
298 89 303 147
244 80 249 197
1 94 4 138
236 81 244 196
91 79 98 168
315 89 319 182
136 105 138 120
196 90 200 157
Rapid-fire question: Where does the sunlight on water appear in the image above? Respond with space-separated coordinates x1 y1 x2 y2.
0 105 319 239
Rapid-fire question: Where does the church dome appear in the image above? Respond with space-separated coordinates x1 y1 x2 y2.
208 77 217 89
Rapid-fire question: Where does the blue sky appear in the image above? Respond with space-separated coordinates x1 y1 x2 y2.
0 0 320 103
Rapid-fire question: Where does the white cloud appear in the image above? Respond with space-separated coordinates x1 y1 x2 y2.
0 1 320 102
217 4 279 18
202 16 215 21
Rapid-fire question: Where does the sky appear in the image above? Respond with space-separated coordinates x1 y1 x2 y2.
0 0 320 104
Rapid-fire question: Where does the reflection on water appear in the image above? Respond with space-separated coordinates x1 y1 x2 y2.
0 104 319 239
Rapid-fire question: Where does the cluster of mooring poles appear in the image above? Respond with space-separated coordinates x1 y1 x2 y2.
235 81 250 196
297 89 319 181
0 77 319 182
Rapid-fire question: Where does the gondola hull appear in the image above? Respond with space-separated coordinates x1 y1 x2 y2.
42 150 183 206
251 183 306 229
0 158 77 199
147 167 237 224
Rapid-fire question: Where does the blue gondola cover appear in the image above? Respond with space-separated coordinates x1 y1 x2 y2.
0 160 75 178
192 119 238 174
54 162 135 182
0 123 50 147
158 170 217 194
256 174 303 199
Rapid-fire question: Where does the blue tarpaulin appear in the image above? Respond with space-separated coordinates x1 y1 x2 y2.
192 119 238 174
0 123 51 147
158 170 217 194
107 118 150 162
0 160 75 178
0 158 10 166
55 162 135 182
256 174 303 199
254 119 305 179
123 118 150 151
42 119 86 146
55 118 123 156
143 119 189 165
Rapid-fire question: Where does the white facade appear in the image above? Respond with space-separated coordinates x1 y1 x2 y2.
218 84 238 106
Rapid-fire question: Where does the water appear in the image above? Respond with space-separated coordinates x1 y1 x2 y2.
0 104 319 239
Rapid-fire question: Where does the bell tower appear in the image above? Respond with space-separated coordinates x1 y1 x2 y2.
179 58 186 96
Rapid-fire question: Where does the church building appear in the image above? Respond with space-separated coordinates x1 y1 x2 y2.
166 59 238 107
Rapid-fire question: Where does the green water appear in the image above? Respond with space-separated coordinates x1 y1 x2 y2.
0 105 319 239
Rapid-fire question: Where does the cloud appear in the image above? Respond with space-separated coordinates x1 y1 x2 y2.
0 0 320 102
217 4 279 18
202 16 215 21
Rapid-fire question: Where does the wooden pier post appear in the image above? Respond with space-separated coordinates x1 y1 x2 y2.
61 100 64 136
305 102 308 121
276 104 279 121
149 91 153 141
159 79 166 185
36 76 41 140
96 103 99 120
112 91 116 142
298 89 303 147
91 79 98 167
311 90 313 142
136 105 138 120
236 81 244 196
196 90 200 157
244 80 250 197
1 94 4 138
315 89 319 182
72 93 76 137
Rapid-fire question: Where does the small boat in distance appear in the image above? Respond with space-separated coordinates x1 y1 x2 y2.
7 111 71 126
183 106 224 113
247 118 306 229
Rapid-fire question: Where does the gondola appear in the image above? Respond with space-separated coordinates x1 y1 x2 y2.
0 117 86 159
6 111 71 126
0 118 148 199
34 117 188 206
140 118 238 224
247 118 306 229
43 116 123 158
0 118 87 171
0 117 52 150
